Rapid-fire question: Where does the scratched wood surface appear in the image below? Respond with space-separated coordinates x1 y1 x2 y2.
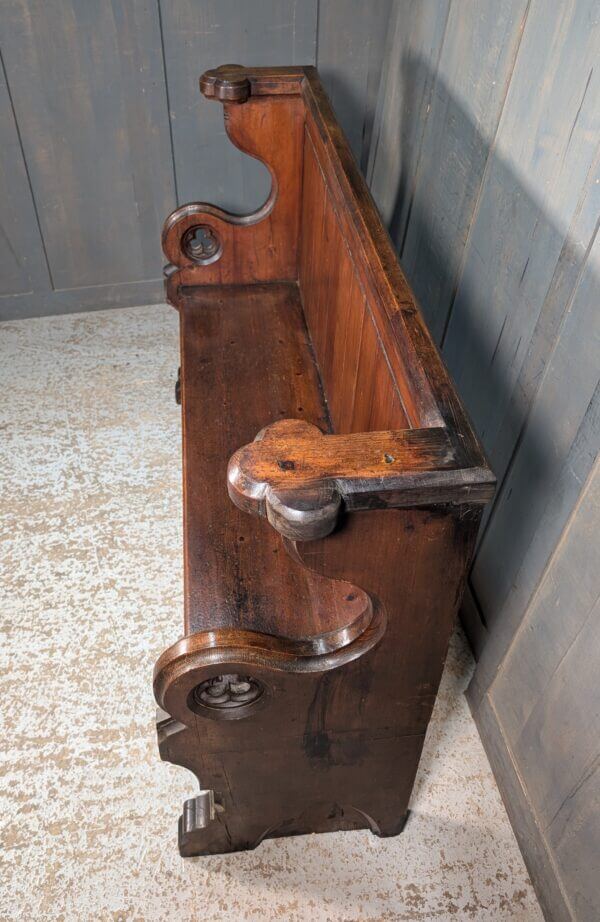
368 1 600 916
177 281 334 638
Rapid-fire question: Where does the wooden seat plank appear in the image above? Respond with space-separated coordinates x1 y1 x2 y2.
180 281 349 640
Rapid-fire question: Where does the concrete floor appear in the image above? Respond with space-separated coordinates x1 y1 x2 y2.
0 305 543 921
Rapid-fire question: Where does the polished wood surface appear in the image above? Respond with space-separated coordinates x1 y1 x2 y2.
155 64 494 857
300 129 411 433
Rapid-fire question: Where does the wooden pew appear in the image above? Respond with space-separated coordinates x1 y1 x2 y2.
154 64 495 856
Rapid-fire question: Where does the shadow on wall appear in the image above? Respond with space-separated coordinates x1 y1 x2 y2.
318 68 375 172
380 53 598 632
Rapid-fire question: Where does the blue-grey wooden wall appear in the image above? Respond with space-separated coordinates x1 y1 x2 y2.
0 0 389 320
368 2 599 920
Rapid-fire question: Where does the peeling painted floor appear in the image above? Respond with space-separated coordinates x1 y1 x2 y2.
0 305 543 921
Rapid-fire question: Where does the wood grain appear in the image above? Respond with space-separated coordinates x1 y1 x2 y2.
178 282 335 638
163 94 304 285
301 68 490 465
299 129 410 433
228 418 493 539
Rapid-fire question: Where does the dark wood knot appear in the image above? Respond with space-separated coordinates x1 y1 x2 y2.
200 64 251 103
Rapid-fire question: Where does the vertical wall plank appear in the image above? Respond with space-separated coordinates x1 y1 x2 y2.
0 0 175 290
491 457 600 749
0 51 48 297
481 154 600 526
453 0 600 625
471 233 599 921
490 459 600 918
367 0 451 229
443 0 599 465
369 3 600 913
547 761 600 922
160 0 317 212
316 0 392 171
472 229 600 645
399 0 530 341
